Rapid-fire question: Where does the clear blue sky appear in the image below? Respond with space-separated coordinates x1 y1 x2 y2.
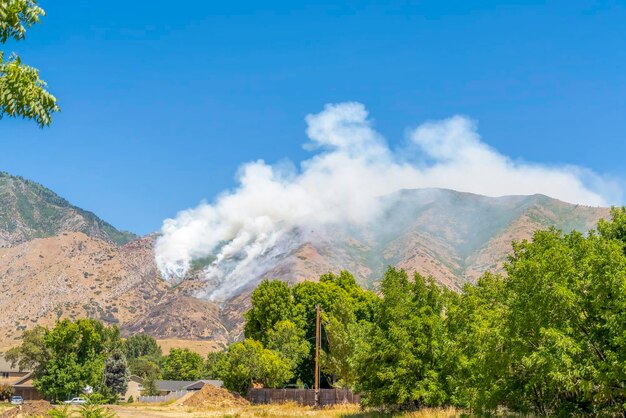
1 0 625 235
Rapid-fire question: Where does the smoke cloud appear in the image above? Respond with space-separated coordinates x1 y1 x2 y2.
155 102 619 300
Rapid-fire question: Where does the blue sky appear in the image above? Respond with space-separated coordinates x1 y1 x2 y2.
1 0 626 235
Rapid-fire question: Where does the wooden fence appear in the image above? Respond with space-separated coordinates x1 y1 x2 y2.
247 388 360 406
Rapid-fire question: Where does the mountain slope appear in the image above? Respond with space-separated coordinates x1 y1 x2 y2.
0 232 229 350
182 189 609 339
0 180 611 350
192 189 610 300
0 172 136 247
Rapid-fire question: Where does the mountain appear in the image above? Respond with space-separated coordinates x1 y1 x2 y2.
0 232 230 350
308 189 610 290
0 174 611 350
0 172 136 247
194 189 610 299
193 189 609 338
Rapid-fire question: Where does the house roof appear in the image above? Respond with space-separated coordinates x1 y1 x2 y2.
185 380 223 390
12 372 34 387
155 379 224 392
128 375 144 384
155 380 197 392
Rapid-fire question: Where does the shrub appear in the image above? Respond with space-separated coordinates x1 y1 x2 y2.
0 384 15 401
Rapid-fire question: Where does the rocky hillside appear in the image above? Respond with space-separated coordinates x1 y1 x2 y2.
0 232 230 350
313 189 610 290
192 188 610 299
0 173 612 350
197 189 609 338
0 172 136 247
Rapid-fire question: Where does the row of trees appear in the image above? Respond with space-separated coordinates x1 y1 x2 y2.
203 270 378 395
4 321 213 401
208 208 626 416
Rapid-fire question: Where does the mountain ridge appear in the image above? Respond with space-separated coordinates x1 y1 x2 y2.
0 172 136 247
0 173 612 349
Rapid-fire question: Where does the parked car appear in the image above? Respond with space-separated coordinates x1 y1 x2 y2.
10 396 24 405
63 397 88 405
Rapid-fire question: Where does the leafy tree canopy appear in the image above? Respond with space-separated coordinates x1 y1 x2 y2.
160 348 204 381
213 339 292 395
123 334 162 360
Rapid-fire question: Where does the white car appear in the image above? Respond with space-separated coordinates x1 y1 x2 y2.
63 397 88 405
10 396 24 405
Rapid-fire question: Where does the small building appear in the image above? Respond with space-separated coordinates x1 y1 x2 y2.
12 373 43 401
0 357 43 401
120 375 144 402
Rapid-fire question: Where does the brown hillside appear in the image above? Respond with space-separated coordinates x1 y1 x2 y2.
0 233 229 350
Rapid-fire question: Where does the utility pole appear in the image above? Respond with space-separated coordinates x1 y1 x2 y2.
314 304 321 407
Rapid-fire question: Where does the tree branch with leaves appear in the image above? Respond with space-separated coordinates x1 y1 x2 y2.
0 0 58 127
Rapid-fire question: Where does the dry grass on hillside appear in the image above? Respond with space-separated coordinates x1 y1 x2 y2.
157 339 220 356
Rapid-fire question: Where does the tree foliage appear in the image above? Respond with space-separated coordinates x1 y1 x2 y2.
241 271 379 389
352 268 449 409
123 334 162 360
7 319 125 402
34 319 111 401
0 0 59 127
212 339 292 395
4 324 50 374
235 209 626 415
244 279 297 345
160 348 204 381
103 348 129 396
128 355 161 380
0 383 14 401
266 320 310 371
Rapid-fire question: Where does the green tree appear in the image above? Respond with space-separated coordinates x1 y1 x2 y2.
448 212 626 416
104 348 129 396
204 351 226 379
214 339 292 395
4 325 50 374
242 272 378 388
34 319 109 401
266 320 310 371
160 348 204 381
128 356 160 380
141 375 159 396
320 302 357 388
0 0 59 126
291 279 346 386
445 273 508 412
352 268 449 409
244 279 298 344
123 334 162 360
495 227 626 415
0 383 14 401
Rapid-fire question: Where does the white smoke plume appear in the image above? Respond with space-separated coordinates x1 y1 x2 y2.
155 102 620 300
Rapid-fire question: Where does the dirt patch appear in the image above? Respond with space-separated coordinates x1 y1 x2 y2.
182 384 249 408
0 400 51 418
